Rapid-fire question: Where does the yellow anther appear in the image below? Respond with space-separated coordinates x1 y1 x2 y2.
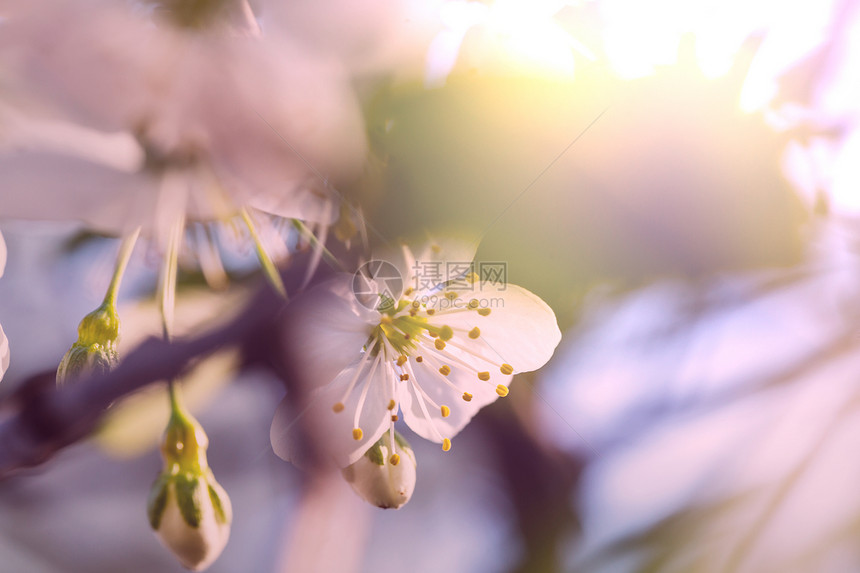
466 271 480 283
442 438 451 451
387 399 396 410
427 308 436 315
445 291 457 301
435 339 446 350
441 405 451 418
400 373 409 381
380 315 393 325
468 327 480 339
403 333 410 340
416 356 424 363
439 325 453 340
390 454 401 466
412 300 420 308
332 402 345 413
500 363 514 375
429 331 439 338
352 428 363 440
462 392 473 402
478 371 490 381
439 365 451 376
468 298 479 309
478 308 491 316
391 414 399 422
496 384 509 397
397 355 407 366
404 287 414 296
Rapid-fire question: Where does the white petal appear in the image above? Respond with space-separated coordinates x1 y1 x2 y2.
156 480 231 572
0 152 156 236
0 230 5 277
433 284 562 373
399 352 505 443
376 236 479 295
271 354 394 468
282 274 377 389
0 323 8 382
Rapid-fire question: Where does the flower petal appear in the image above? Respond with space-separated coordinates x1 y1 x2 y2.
0 230 5 277
271 353 394 468
432 283 562 373
282 274 377 389
399 352 506 443
0 151 155 236
0 323 8 382
376 236 479 296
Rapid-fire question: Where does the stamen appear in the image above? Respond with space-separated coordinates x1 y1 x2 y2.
416 356 424 362
332 402 345 413
397 355 407 366
478 372 490 381
390 454 401 465
500 363 514 375
478 308 491 316
441 405 451 418
387 399 396 410
435 339 446 350
468 327 481 339
391 414 399 421
352 428 363 440
336 338 375 406
427 309 436 316
442 438 451 451
468 298 479 309
352 352 382 433
439 325 453 340
496 385 509 397
439 365 451 376
401 360 446 443
400 374 409 381
463 392 473 402
404 287 414 296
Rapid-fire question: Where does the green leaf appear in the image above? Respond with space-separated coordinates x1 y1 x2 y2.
146 475 170 530
174 474 203 528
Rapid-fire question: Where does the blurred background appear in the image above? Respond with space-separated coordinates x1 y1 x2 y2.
2 0 860 571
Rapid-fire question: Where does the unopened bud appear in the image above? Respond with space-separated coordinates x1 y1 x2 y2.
342 431 417 509
56 301 120 385
147 408 232 571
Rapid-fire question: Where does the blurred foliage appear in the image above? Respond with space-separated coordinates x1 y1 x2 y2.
365 43 807 327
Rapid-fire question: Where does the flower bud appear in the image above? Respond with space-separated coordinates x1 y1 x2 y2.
56 301 120 385
147 408 232 571
341 431 417 509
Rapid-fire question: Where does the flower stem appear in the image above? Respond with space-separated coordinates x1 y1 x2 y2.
240 207 287 300
291 219 344 272
103 227 141 306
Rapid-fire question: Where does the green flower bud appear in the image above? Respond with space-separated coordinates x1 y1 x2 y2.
342 431 417 509
147 407 232 571
56 301 120 386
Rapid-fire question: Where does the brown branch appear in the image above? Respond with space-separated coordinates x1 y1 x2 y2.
0 283 286 480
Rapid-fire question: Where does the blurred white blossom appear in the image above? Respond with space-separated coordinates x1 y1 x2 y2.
0 0 366 242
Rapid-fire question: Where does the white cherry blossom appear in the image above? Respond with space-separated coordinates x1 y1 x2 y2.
271 241 562 467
